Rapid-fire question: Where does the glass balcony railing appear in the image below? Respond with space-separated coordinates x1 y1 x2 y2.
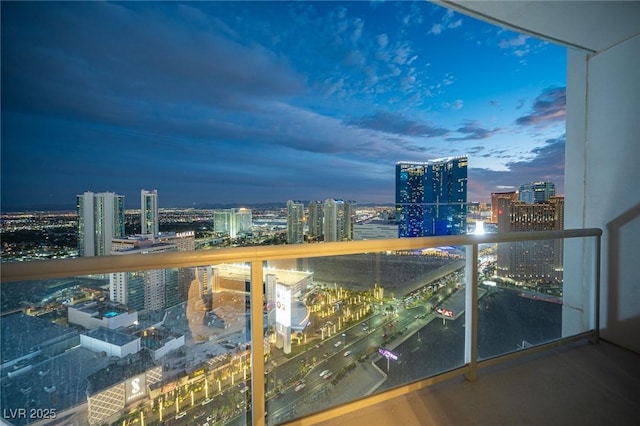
0 229 601 426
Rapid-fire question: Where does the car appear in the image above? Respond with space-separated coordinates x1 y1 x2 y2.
319 369 330 378
295 383 306 392
322 371 333 379
334 341 342 347
201 398 213 406
175 412 186 420
343 350 352 357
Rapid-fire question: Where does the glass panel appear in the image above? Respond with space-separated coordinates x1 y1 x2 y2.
0 262 253 426
478 237 567 360
263 250 466 424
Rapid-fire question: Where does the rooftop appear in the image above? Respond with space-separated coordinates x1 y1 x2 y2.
70 300 130 318
85 327 139 347
0 312 78 365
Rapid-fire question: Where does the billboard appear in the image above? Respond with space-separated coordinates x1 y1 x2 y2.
125 374 147 404
436 307 454 318
275 283 291 327
378 347 398 360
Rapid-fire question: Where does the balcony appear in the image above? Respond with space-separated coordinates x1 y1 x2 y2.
4 228 632 426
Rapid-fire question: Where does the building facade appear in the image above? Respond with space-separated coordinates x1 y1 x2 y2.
307 200 324 240
286 200 305 244
497 196 565 283
110 238 179 311
140 189 159 235
490 191 518 223
213 208 252 238
343 200 357 241
396 156 468 237
518 181 556 204
77 191 125 257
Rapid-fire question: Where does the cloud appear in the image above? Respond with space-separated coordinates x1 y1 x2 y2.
428 9 463 35
499 34 528 49
445 121 500 141
1 2 308 126
428 24 443 35
443 99 464 110
345 111 449 137
498 33 533 58
376 33 389 49
468 136 565 201
516 87 566 126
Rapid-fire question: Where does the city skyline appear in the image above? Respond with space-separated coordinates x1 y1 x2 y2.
1 1 566 211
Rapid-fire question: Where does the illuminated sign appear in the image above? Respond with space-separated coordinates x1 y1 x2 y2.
275 283 291 327
378 347 398 360
436 307 454 318
190 368 206 379
125 374 146 403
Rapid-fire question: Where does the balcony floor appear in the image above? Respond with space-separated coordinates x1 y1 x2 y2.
308 339 640 426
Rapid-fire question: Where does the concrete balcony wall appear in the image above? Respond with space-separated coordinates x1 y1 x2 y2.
580 34 640 352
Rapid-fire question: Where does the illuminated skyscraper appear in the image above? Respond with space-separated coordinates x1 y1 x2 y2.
491 191 518 223
212 208 252 238
307 201 324 240
322 199 356 242
286 200 305 244
395 156 468 237
497 196 564 283
323 199 343 242
110 237 178 310
77 191 125 257
343 200 357 241
518 181 556 204
140 189 159 236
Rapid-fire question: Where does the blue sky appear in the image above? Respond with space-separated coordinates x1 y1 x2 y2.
1 1 567 211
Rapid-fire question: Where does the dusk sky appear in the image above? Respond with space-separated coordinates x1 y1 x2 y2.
1 1 567 211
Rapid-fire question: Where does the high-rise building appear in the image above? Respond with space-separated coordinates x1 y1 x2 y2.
286 200 305 244
497 196 564 283
110 237 178 311
77 191 125 257
307 201 324 241
491 191 518 223
140 189 159 236
212 208 252 238
323 199 343 242
518 181 556 204
343 200 357 241
395 156 468 237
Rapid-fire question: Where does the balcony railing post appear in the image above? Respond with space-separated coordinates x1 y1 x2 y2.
595 234 601 343
464 243 479 382
250 260 266 426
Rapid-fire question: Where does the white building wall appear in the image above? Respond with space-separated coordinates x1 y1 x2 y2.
565 34 640 352
80 334 141 358
110 272 128 305
152 335 185 361
105 311 138 330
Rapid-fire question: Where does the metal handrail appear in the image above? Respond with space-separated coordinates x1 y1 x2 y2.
0 228 602 282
